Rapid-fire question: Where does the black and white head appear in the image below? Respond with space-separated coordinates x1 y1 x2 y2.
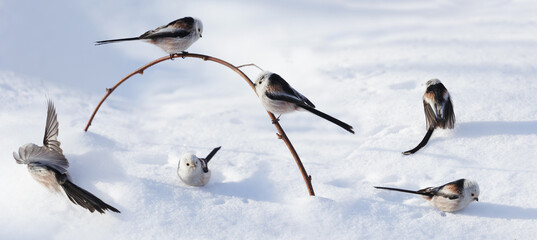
422 78 455 129
193 18 203 38
425 78 442 88
254 71 273 90
462 179 480 202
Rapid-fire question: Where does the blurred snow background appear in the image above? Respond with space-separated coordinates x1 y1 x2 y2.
1 0 537 239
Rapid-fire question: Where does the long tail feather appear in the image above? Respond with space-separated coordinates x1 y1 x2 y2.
204 146 222 163
300 105 354 134
374 186 431 196
61 180 120 214
95 37 140 45
402 128 434 155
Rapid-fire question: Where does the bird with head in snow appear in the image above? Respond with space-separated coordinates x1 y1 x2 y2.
374 178 479 212
253 71 354 134
177 146 221 186
13 100 120 214
96 17 203 58
403 78 455 155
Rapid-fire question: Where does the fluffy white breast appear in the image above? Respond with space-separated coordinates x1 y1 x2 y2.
177 153 210 186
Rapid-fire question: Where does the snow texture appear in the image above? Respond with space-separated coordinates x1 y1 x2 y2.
1 0 537 239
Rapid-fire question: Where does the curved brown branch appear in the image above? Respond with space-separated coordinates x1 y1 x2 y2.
85 52 315 196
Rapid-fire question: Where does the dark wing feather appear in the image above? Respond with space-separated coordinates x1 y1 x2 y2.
416 187 437 199
265 91 306 106
268 73 315 108
200 159 209 173
425 179 464 200
139 30 191 39
437 192 460 200
15 144 69 174
423 100 437 130
139 17 194 39
442 96 455 129
165 17 195 30
43 100 63 154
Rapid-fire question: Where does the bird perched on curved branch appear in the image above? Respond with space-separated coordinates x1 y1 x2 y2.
96 17 203 58
13 100 120 214
254 71 354 134
374 178 479 212
403 79 455 155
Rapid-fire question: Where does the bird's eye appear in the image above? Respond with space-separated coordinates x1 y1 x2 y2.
198 28 201 32
471 193 475 197
186 163 190 166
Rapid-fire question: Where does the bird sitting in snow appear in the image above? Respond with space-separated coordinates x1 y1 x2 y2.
13 100 120 214
374 178 479 212
177 146 221 186
403 78 455 155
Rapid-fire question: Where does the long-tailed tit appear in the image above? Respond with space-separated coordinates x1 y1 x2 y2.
253 71 354 134
96 17 203 58
177 146 221 187
403 79 455 155
374 178 479 212
13 101 120 214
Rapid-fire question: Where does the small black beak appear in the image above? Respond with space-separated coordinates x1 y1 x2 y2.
475 198 479 202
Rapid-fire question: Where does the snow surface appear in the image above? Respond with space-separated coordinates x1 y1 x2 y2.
2 0 537 239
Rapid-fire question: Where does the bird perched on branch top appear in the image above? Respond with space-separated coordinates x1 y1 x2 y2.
178 146 221 186
374 178 479 212
403 79 455 155
253 71 354 134
96 17 203 58
13 100 120 214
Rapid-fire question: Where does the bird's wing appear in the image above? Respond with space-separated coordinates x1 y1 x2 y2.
434 179 465 200
268 73 315 108
43 100 63 154
442 96 455 129
435 188 460 200
437 192 460 200
294 90 315 108
265 91 307 106
199 159 209 173
164 17 195 31
423 100 438 130
13 143 69 174
416 187 437 199
139 17 194 39
139 29 191 39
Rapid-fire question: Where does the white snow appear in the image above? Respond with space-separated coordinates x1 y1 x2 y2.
1 0 537 239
